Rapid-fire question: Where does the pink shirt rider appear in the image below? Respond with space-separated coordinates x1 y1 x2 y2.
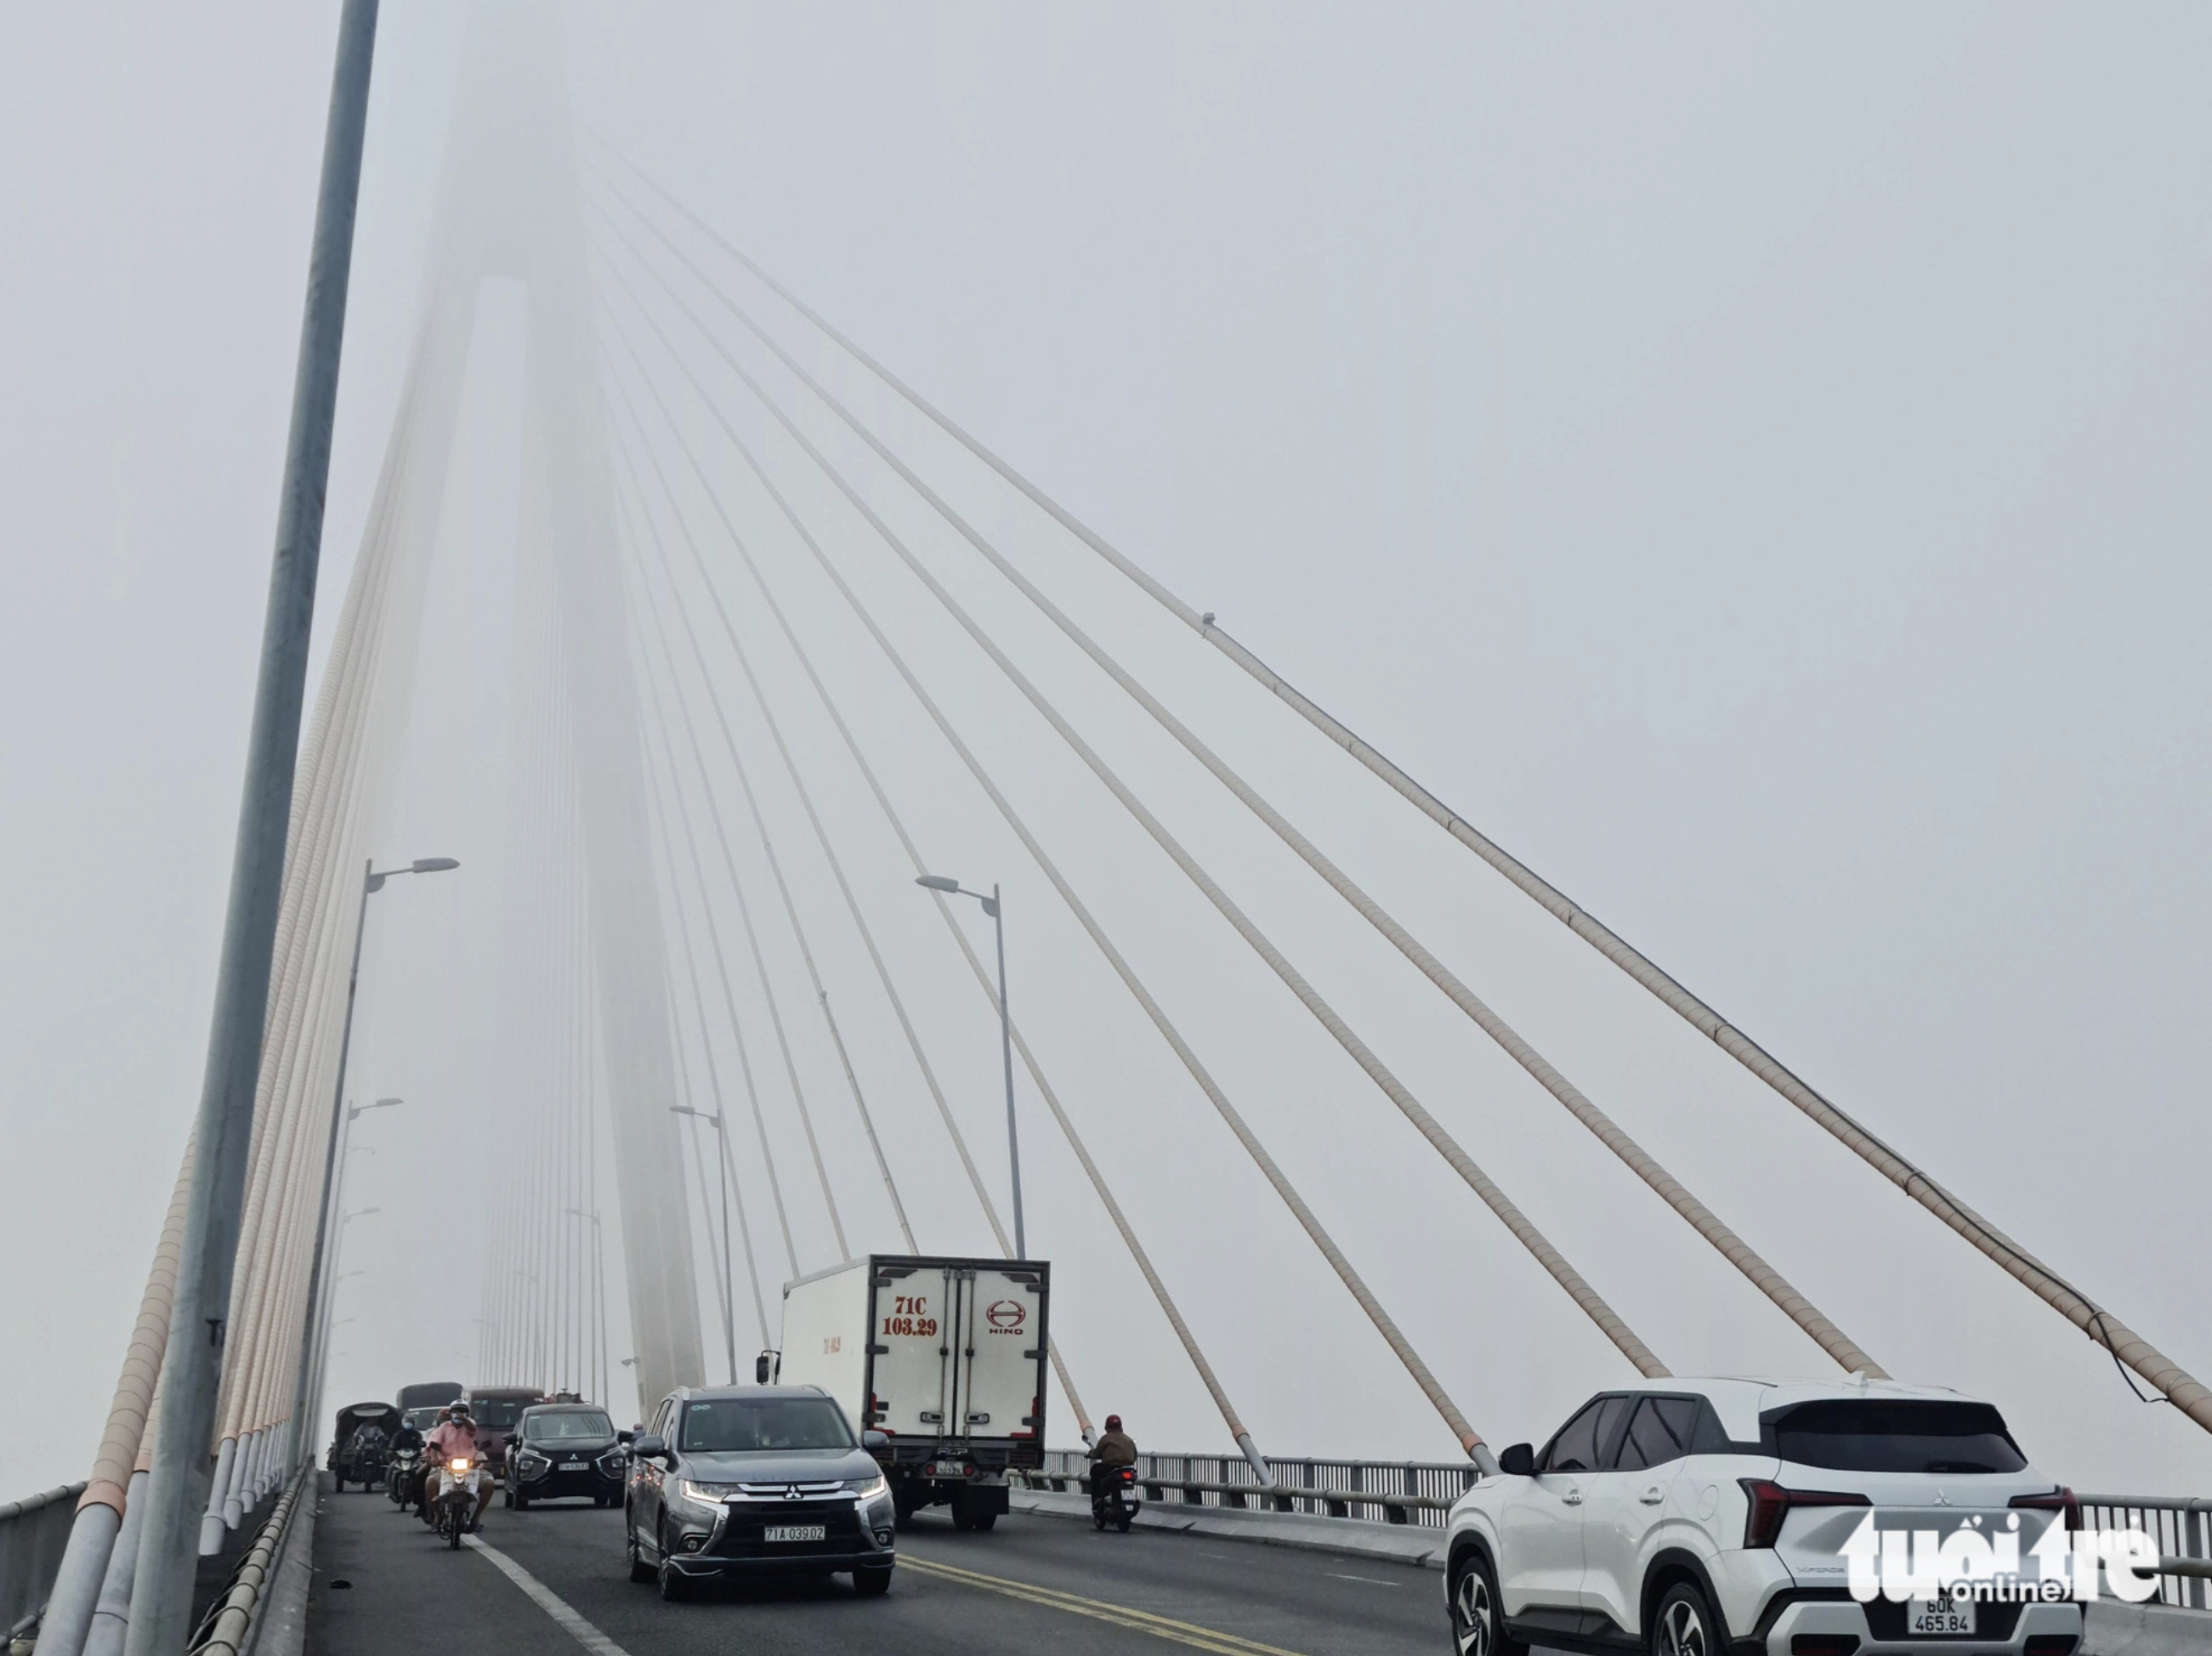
426 1420 479 1464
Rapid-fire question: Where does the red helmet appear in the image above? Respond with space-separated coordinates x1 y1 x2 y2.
1103 1414 1122 1432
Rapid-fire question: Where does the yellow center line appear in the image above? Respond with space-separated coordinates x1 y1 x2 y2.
899 1553 1311 1656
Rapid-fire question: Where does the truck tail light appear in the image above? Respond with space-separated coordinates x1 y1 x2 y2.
1739 1479 1869 1548
2010 1488 2082 1533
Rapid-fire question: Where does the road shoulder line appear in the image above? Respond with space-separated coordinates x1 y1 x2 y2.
462 1533 634 1656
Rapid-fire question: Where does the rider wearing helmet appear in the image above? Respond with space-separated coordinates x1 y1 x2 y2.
423 1403 496 1533
1091 1414 1137 1470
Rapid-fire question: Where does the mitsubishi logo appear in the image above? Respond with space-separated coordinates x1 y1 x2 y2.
783 1485 805 1500
1933 1489 1950 1506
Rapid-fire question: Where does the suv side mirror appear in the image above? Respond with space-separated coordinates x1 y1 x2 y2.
756 1350 780 1385
861 1429 889 1452
631 1434 668 1462
1498 1443 1536 1477
616 1430 633 1445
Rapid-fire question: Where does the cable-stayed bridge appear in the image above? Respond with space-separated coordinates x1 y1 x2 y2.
7 9 2209 1656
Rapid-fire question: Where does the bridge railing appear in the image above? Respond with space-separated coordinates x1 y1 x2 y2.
1031 1449 1477 1528
0 1480 86 1642
2079 1494 2212 1611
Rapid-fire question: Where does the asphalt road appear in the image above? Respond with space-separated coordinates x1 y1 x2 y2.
306 1478 1449 1656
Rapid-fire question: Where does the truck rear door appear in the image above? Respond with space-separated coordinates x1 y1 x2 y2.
954 1267 1046 1445
868 1263 955 1442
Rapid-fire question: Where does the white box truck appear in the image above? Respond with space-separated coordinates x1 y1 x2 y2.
763 1254 1050 1530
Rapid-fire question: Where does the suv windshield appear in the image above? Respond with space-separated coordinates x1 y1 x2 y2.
526 1410 613 1442
468 1398 531 1430
402 1409 442 1432
1771 1400 2027 1474
680 1397 854 1453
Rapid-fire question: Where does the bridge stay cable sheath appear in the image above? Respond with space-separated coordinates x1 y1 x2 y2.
602 360 1166 1457
615 443 916 1256
581 141 2212 1438
600 184 1885 1386
593 227 1668 1391
629 609 778 1347
600 298 1256 1466
590 261 1490 1461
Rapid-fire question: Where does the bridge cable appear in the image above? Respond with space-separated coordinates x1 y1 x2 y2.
628 604 777 1352
593 179 1884 1383
582 145 2212 1432
591 263 1491 1460
615 434 915 1256
605 373 1107 1442
593 226 1668 1387
601 299 1257 1465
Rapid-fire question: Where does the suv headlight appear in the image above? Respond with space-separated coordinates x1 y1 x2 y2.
844 1474 890 1501
679 1479 738 1506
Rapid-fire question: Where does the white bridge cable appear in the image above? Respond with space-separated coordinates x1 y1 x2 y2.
606 378 1105 1441
613 439 916 1255
604 361 1216 1459
588 266 1489 1460
605 198 1886 1386
592 226 1669 1387
581 145 2212 1435
629 616 776 1352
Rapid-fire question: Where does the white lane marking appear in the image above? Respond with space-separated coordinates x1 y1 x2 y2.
463 1533 635 1656
1325 1572 1402 1587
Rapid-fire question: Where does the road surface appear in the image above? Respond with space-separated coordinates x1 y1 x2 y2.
307 1479 1449 1656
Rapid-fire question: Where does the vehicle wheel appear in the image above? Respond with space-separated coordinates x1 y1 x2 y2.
626 1525 655 1584
950 1503 974 1533
1450 1553 1527 1656
1115 1510 1132 1534
657 1557 691 1602
1092 1506 1108 1531
446 1510 464 1551
853 1565 893 1597
1649 1580 1720 1656
971 1510 998 1533
513 1492 530 1511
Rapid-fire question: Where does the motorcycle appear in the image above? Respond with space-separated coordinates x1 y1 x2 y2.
387 1445 422 1511
1090 1461 1140 1533
429 1455 488 1550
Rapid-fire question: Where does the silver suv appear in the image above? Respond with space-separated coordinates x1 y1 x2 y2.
1443 1378 2084 1656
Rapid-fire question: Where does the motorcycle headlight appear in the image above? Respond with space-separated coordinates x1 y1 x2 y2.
450 1459 470 1474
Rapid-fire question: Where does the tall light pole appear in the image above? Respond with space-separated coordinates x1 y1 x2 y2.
126 7 383 1647
916 875 1024 1258
567 1207 610 1407
289 853 455 1468
672 1105 736 1382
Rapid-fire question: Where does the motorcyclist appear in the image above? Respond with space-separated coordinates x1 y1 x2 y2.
349 1420 389 1484
423 1403 496 1533
389 1415 428 1511
1091 1414 1137 1471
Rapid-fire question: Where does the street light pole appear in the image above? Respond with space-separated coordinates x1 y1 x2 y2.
672 1106 736 1382
916 875 1025 1258
125 7 384 1647
287 855 452 1480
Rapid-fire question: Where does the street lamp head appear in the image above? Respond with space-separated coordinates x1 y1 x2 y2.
915 874 961 893
411 857 460 874
364 871 386 893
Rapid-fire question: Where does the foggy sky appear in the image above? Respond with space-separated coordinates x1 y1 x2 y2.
3 3 2209 1499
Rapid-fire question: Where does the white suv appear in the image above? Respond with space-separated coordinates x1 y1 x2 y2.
1443 1378 2084 1656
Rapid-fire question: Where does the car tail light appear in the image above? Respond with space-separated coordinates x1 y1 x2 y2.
1739 1479 1870 1548
2010 1488 2083 1532
1790 1638 1860 1656
2022 1638 2078 1656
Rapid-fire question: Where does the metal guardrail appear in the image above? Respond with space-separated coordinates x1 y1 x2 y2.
2079 1494 2212 1612
184 1464 310 1656
0 1480 86 1641
1033 1451 1476 1528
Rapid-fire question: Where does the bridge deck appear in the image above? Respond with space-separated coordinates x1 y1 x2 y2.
305 1478 1445 1656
